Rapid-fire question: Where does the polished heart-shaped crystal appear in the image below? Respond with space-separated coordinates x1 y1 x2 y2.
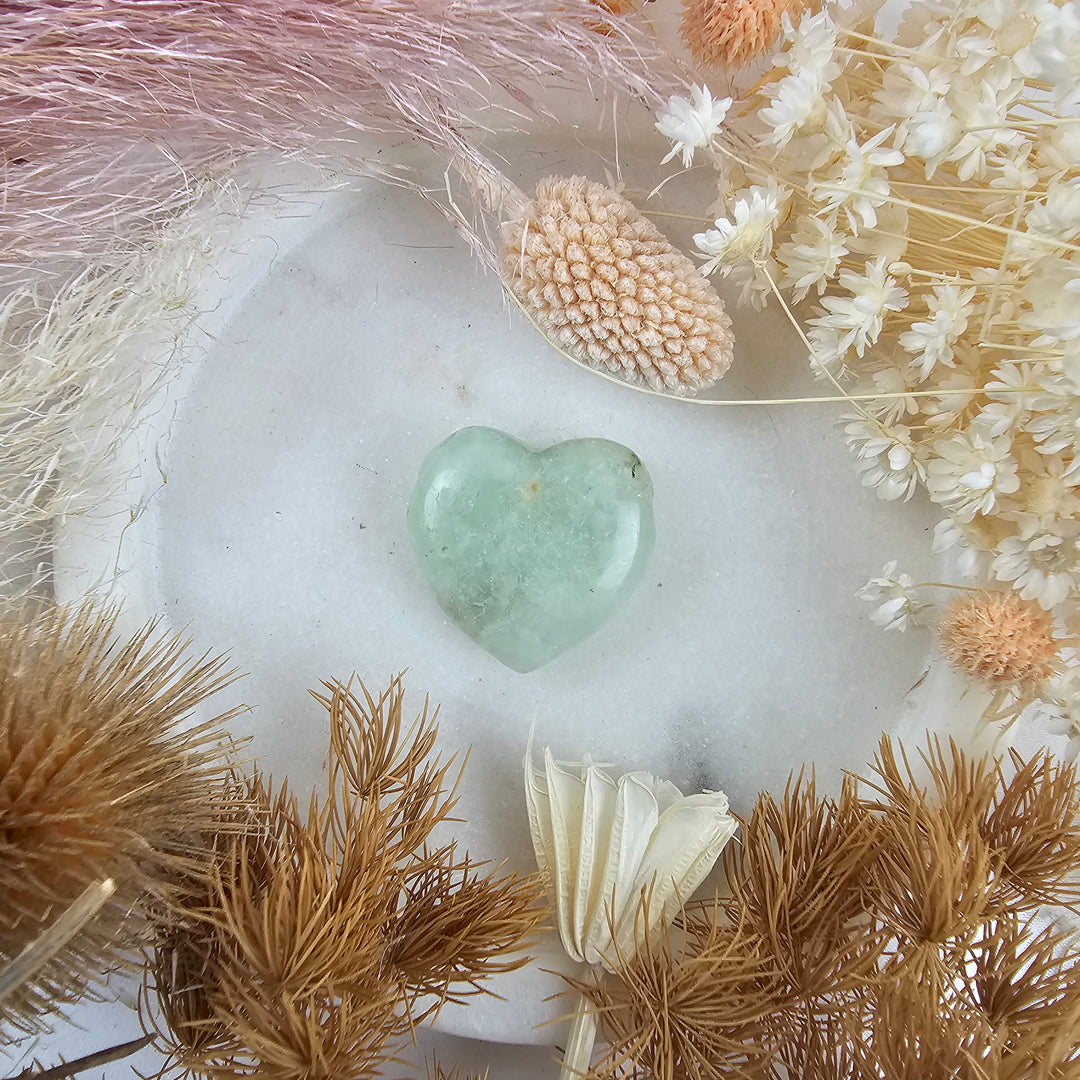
407 427 655 673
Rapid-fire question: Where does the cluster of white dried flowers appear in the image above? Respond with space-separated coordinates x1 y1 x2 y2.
655 0 1080 749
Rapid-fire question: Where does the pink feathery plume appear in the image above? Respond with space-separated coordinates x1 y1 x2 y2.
0 0 686 598
0 0 682 283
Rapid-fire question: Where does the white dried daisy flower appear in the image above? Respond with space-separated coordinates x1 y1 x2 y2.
1017 179 1080 258
1015 0 1080 104
903 101 963 178
814 126 904 232
806 323 850 378
777 216 848 301
1020 257 1080 365
761 72 830 148
846 419 922 501
656 85 732 169
812 256 908 358
921 369 982 432
898 283 976 380
1026 378 1080 480
856 560 928 631
694 182 788 275
867 368 920 425
993 516 1080 610
925 429 1021 521
1044 668 1080 762
945 78 1026 182
933 518 994 580
873 61 952 121
778 7 841 82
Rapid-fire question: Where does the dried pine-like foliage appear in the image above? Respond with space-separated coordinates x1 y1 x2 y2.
0 603 240 1034
579 735 1080 1080
148 675 543 1080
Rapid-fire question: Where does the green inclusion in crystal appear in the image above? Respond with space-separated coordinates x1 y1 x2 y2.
406 427 655 673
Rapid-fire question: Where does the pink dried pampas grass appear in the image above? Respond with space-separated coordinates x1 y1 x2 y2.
0 0 684 598
1 0 680 283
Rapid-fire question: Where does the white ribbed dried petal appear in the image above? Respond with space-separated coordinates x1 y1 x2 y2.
524 744 737 971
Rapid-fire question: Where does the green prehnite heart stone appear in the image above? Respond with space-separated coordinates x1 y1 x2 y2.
407 427 655 673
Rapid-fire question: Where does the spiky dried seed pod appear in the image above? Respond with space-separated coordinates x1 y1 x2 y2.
681 0 814 67
0 603 239 1033
502 175 735 395
938 590 1059 686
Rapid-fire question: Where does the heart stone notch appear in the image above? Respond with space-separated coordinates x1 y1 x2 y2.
406 427 655 673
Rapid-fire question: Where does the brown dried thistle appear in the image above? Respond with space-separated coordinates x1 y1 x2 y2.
862 741 999 992
0 603 241 1034
427 1063 489 1080
960 914 1080 1078
148 675 543 1080
858 974 997 1080
979 750 1080 911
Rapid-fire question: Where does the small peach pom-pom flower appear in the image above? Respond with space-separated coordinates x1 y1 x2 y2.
681 0 814 67
939 591 1060 686
502 175 735 394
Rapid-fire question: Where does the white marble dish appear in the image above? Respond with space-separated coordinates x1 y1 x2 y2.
53 153 979 1049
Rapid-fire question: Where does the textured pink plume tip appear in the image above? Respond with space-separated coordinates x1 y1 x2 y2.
503 176 735 395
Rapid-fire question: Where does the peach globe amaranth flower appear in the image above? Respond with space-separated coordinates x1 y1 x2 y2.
938 590 1061 687
681 0 817 68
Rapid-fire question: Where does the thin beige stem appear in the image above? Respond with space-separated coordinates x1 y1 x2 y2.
815 186 1079 254
11 1035 153 1080
981 189 1026 342
559 992 598 1080
912 582 982 592
0 879 116 1009
503 285 1034 407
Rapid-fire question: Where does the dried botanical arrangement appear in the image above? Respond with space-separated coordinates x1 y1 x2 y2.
573 735 1080 1079
0 0 682 600
0 603 240 1035
145 675 543 1080
650 0 1080 744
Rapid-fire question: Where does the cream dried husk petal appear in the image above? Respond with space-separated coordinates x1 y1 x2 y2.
525 743 737 970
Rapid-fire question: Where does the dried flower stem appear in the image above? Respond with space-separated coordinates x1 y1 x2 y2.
0 881 115 1012
11 1035 153 1080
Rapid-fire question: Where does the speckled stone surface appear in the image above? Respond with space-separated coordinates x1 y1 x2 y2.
407 427 654 672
